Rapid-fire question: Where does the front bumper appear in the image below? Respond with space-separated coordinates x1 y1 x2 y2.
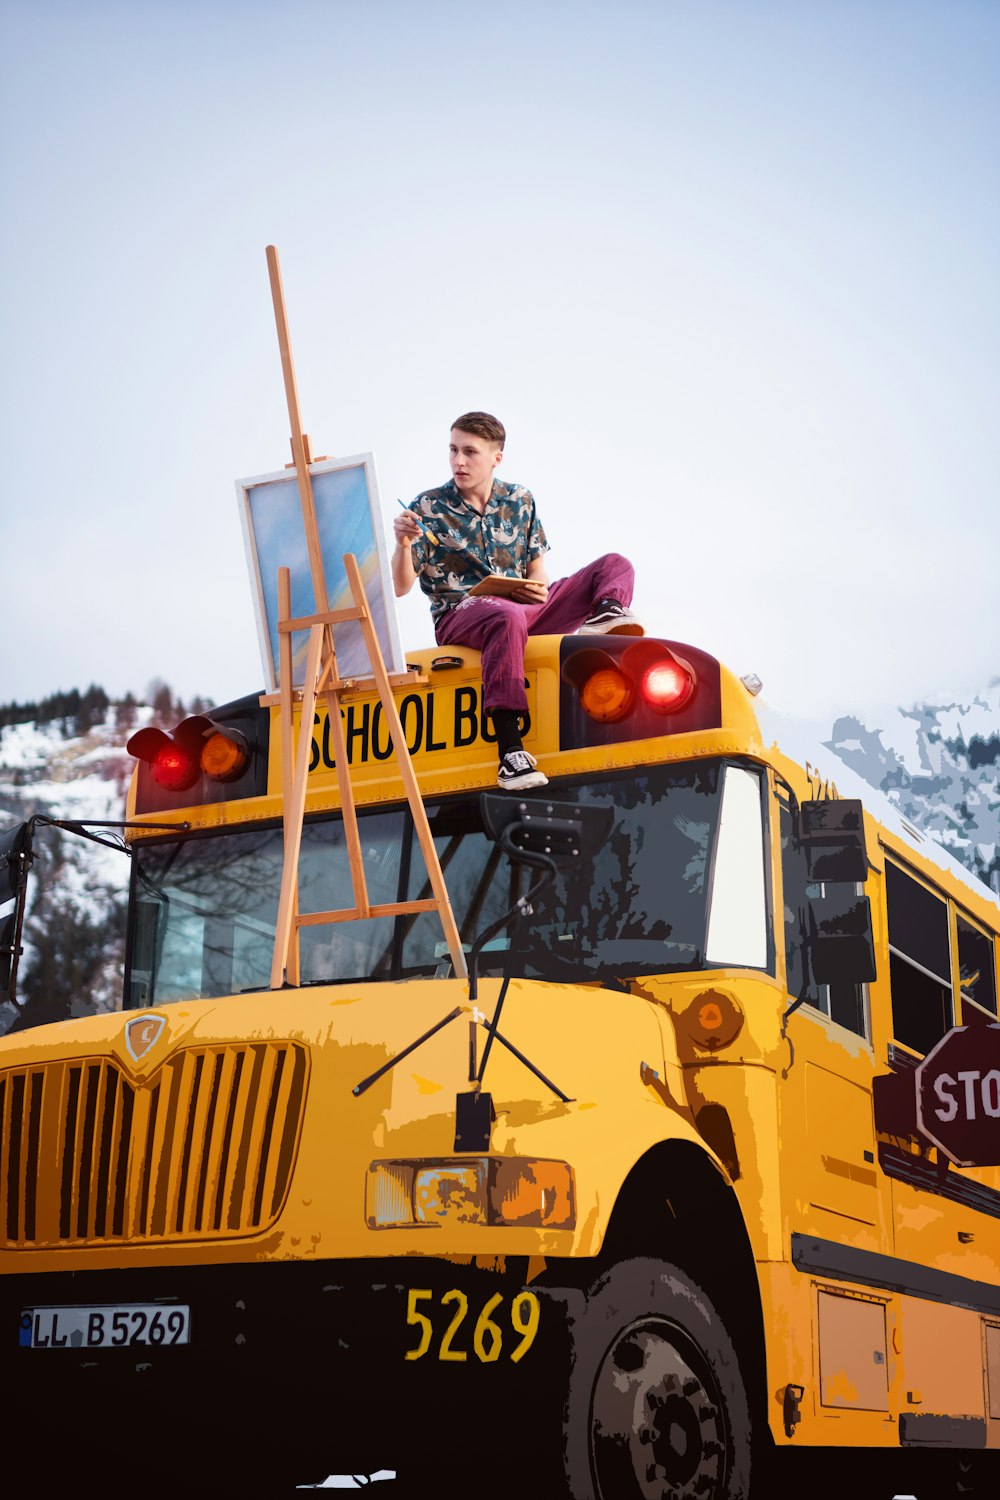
2 1254 579 1485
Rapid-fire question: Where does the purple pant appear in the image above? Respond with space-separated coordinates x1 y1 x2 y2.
435 552 635 714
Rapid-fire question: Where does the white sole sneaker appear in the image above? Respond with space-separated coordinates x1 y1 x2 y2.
577 618 646 636
497 750 549 790
497 768 549 790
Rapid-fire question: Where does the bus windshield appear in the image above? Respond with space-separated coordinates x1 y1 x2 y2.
127 757 767 1006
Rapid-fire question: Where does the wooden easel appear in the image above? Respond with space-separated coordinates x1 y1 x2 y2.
264 245 468 987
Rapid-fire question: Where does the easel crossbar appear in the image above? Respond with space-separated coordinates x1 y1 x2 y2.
297 898 441 928
278 606 363 632
258 670 424 709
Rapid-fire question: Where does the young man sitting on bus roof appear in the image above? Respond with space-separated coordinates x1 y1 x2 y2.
392 410 645 792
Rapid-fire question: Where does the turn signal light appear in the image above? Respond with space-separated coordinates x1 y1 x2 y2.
127 715 249 791
563 640 696 724
580 665 634 723
200 730 247 780
684 988 745 1052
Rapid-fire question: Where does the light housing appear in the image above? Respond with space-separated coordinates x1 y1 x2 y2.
562 640 696 725
366 1157 576 1231
128 715 249 791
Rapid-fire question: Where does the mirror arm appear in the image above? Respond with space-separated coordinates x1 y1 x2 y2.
782 987 810 1024
467 833 559 1002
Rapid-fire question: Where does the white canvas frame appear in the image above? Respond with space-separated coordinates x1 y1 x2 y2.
236 452 405 690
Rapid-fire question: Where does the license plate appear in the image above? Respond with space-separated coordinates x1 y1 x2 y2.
20 1304 191 1350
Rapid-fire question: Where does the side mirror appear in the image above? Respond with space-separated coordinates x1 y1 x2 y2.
479 794 613 867
797 799 869 884
0 910 18 991
0 822 32 905
0 822 33 1004
807 889 877 985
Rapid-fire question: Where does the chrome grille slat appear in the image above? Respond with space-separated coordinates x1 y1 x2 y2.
0 1043 307 1248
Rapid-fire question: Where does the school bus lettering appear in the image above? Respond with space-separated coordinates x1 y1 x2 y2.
453 685 479 747
308 685 527 771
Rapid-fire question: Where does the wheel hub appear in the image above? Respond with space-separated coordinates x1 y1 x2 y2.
590 1319 727 1500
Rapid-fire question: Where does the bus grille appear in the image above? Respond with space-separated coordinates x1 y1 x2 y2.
0 1043 308 1248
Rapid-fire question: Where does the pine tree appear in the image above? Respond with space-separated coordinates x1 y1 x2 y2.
115 692 138 731
148 679 175 726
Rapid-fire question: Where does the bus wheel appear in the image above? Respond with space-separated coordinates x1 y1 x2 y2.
563 1258 752 1500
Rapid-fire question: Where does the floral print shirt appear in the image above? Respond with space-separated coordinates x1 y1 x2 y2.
405 478 550 623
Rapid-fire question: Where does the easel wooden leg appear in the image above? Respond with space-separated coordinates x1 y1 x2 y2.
278 568 300 987
344 555 468 980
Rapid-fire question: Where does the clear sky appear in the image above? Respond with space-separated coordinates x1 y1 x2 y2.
2 0 997 724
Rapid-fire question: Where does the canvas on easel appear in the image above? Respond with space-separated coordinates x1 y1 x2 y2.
237 452 405 691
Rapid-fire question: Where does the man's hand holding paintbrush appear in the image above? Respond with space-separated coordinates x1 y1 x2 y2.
392 501 547 606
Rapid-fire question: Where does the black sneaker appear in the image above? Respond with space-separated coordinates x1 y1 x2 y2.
578 600 646 636
497 749 548 790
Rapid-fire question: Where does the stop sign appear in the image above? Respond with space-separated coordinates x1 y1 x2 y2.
915 1024 1000 1168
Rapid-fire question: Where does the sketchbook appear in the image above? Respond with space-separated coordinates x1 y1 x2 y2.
467 575 545 598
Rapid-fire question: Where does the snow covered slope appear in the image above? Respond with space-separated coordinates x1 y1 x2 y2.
823 681 1000 895
0 708 137 1032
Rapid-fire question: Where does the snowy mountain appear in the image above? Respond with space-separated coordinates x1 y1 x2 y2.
823 681 1000 896
0 681 997 1033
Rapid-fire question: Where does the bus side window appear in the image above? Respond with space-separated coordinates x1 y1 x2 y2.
885 859 953 1055
779 803 868 1040
957 911 997 1023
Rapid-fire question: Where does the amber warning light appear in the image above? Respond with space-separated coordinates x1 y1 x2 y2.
563 640 696 724
127 716 249 792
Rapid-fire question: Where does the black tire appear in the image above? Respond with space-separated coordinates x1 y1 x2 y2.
563 1257 753 1500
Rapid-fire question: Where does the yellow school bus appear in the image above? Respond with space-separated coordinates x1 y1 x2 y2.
1 632 997 1498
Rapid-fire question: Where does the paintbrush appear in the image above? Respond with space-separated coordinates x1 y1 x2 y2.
396 498 434 546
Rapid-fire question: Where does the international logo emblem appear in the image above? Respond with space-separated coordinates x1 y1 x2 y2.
125 1014 166 1062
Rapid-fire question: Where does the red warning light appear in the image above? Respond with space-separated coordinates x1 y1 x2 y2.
151 742 199 791
641 657 694 713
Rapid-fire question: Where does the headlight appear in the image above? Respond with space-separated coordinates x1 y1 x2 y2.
366 1157 576 1231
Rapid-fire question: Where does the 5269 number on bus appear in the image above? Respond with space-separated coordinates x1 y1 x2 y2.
404 1289 540 1363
